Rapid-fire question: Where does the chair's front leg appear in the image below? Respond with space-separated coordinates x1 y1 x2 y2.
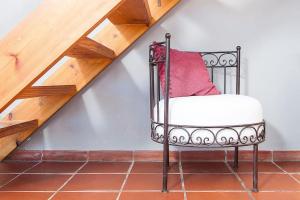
253 144 258 192
166 144 169 168
233 146 239 169
162 132 169 192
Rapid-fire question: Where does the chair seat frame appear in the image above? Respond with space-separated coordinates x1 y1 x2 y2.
149 33 265 192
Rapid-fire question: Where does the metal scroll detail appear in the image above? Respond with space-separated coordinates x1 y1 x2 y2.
201 52 238 68
151 121 265 148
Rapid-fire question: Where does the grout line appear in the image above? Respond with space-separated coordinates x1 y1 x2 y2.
47 161 88 200
1 172 179 175
0 161 41 188
272 161 300 184
180 160 227 163
232 172 286 175
179 153 187 200
0 171 291 175
1 189 300 193
50 190 120 192
37 160 88 163
185 190 250 192
184 190 300 192
225 162 255 200
0 191 56 193
116 161 134 200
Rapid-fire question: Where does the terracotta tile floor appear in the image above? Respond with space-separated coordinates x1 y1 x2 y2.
0 161 299 200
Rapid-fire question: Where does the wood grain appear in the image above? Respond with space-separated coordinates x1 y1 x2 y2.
0 0 181 160
0 120 38 139
66 37 115 59
17 85 77 99
108 0 152 25
0 0 123 112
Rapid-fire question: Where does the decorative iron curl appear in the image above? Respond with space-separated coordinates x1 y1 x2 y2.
201 52 237 68
151 121 265 148
190 128 215 146
168 127 190 145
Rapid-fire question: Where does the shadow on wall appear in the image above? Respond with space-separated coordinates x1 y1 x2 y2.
21 59 156 150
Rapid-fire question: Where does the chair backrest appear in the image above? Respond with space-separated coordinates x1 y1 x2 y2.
148 33 241 124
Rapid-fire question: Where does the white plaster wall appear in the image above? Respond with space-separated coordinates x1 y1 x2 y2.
1 0 300 150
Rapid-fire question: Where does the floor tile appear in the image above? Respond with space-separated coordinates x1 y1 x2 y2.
187 192 250 200
42 150 88 161
124 174 181 190
229 162 283 173
184 174 243 191
275 162 300 173
52 192 117 200
27 162 84 173
239 174 300 191
131 162 179 173
0 174 70 191
62 174 125 191
120 192 184 200
133 151 179 162
89 151 133 162
0 174 18 186
227 151 272 162
0 192 52 200
181 151 225 161
182 162 230 173
79 162 130 173
273 151 300 161
0 162 37 173
252 191 300 200
5 150 42 162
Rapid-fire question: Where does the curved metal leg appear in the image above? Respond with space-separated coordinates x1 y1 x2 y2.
233 147 239 169
253 144 258 192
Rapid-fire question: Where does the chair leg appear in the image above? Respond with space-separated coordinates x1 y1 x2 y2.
233 147 239 169
166 144 169 168
253 144 258 192
162 134 169 192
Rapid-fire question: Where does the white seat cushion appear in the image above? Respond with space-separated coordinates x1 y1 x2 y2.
153 94 264 145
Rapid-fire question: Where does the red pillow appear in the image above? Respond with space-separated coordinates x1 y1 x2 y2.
154 46 220 98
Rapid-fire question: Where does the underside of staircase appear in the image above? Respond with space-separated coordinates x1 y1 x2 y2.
0 0 181 160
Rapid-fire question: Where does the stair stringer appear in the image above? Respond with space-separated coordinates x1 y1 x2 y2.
0 0 181 160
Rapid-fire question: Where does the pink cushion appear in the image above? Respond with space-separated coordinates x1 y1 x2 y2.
154 46 220 98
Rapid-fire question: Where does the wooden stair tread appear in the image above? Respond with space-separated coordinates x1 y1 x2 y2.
108 0 152 25
0 120 38 139
0 0 124 112
17 85 77 99
66 37 115 59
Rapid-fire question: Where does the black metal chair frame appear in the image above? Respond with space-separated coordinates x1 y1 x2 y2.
149 33 265 192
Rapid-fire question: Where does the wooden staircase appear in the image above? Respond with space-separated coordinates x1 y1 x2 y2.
0 0 180 160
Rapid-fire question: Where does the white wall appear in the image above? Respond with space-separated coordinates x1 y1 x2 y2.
1 0 300 150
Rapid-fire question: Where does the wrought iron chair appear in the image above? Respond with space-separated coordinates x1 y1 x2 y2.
149 33 265 192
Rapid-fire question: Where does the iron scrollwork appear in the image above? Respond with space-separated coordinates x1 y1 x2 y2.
151 121 265 148
201 52 238 68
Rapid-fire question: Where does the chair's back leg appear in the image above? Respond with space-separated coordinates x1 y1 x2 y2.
253 144 259 192
233 147 239 169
